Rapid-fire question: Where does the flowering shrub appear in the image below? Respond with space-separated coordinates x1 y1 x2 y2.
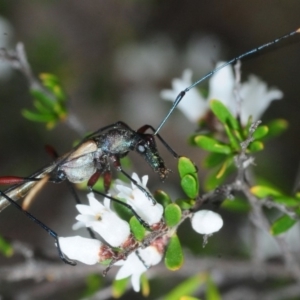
59 171 223 293
1 38 300 299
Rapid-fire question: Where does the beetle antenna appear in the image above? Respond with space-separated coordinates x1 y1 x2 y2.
154 28 300 135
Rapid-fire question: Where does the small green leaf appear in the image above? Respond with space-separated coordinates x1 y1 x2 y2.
206 276 221 300
248 141 264 152
140 273 150 297
251 185 282 198
30 89 54 109
271 215 297 235
175 198 195 210
0 236 13 257
215 157 233 179
210 99 239 129
165 234 184 271
178 157 198 178
221 198 250 213
181 174 199 199
112 277 129 298
252 125 269 140
130 216 146 241
194 136 232 154
164 273 207 300
265 119 288 138
53 84 66 102
154 190 172 207
22 109 56 122
40 73 60 88
164 203 182 227
81 274 103 298
113 199 133 222
224 123 241 150
204 163 235 190
203 152 227 169
272 196 300 207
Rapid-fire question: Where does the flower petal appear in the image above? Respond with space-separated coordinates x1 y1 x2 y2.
160 69 207 122
58 236 101 265
239 75 283 124
208 62 235 110
191 210 223 234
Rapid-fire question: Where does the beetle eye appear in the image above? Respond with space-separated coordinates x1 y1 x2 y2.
137 144 146 153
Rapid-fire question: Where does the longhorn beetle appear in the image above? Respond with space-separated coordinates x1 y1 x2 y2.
0 27 299 265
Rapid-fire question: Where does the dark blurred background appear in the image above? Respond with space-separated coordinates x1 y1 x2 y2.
0 1 300 299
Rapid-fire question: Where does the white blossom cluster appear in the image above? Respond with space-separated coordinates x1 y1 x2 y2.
161 62 283 125
58 173 223 292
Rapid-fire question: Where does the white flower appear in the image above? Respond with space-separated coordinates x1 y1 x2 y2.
160 69 207 122
73 193 130 247
238 75 283 125
58 236 102 265
191 210 223 235
113 173 164 226
115 246 163 292
161 62 283 125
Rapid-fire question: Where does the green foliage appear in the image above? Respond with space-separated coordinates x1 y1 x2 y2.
164 273 207 300
178 157 199 198
130 216 146 241
0 236 13 257
191 100 288 191
154 190 172 207
206 276 221 300
22 73 67 128
194 136 232 154
221 198 251 213
81 274 103 298
271 215 297 236
164 203 182 227
112 277 129 298
165 234 184 271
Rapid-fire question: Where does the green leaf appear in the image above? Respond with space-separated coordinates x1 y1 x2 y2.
175 198 195 210
210 99 239 129
215 157 233 179
113 199 133 222
203 152 227 169
40 73 60 88
206 276 221 300
112 277 129 298
130 216 146 241
165 234 184 271
194 136 232 154
154 190 172 207
164 203 182 227
251 185 282 198
81 274 103 298
22 109 56 122
252 125 269 140
204 163 235 190
224 123 241 150
53 84 66 102
221 198 250 213
178 157 198 178
140 273 150 297
271 215 297 235
181 174 199 199
272 196 300 207
248 141 264 152
33 100 51 114
164 273 207 300
265 119 288 138
0 236 13 257
30 89 54 109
